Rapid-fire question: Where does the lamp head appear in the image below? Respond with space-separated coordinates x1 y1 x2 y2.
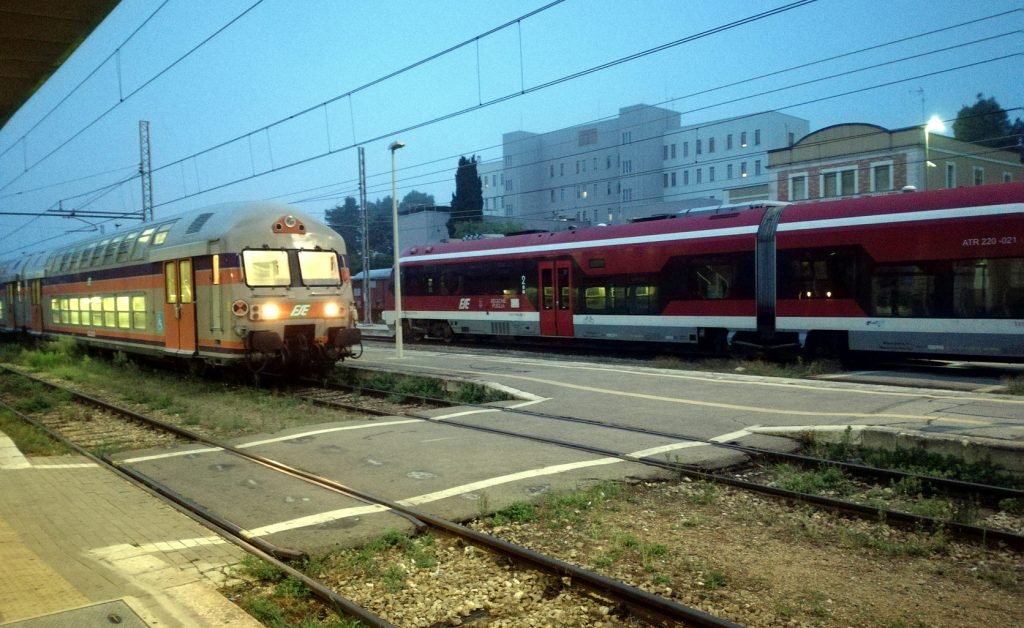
389 141 406 152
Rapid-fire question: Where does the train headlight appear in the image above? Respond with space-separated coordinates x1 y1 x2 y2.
324 302 341 317
261 303 281 320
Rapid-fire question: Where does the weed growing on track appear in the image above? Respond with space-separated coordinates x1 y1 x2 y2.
229 556 358 627
0 408 68 455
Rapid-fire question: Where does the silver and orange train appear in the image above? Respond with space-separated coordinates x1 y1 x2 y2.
0 201 362 372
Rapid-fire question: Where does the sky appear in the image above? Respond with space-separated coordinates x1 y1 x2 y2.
0 0 1021 258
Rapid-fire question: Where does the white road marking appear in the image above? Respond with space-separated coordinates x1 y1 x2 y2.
625 427 755 459
120 419 423 463
241 425 757 537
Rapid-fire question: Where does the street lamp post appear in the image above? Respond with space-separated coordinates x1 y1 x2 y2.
923 115 946 191
389 140 406 358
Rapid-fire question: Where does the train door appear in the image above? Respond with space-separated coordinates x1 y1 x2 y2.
29 280 42 333
538 260 574 337
163 259 197 354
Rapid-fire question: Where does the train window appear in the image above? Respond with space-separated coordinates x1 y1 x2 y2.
103 237 122 265
116 233 137 262
542 269 553 310
589 259 605 269
117 296 130 328
179 260 193 303
132 296 147 330
953 258 1024 318
91 296 103 326
103 297 116 327
153 224 173 246
131 228 155 261
89 240 108 267
871 265 936 317
558 268 571 310
242 250 291 287
585 287 606 310
298 251 341 286
165 264 178 304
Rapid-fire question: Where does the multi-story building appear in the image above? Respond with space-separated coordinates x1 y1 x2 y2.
481 104 808 230
769 123 1023 202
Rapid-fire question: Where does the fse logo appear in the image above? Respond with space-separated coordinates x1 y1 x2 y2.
290 304 312 317
457 298 471 310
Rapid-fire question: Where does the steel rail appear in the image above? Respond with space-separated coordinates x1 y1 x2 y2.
293 381 1024 550
321 373 1024 505
0 397 394 627
1 366 735 626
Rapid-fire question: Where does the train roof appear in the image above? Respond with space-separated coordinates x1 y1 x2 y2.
0 201 345 281
400 182 1024 264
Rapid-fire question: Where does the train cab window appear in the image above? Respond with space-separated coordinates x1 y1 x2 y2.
131 228 155 261
116 233 137 262
298 250 341 286
242 250 291 287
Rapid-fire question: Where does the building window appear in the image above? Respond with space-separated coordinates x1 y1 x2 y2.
683 142 689 157
755 160 761 176
663 173 669 188
709 166 715 182
622 160 632 174
727 134 733 150
683 170 689 185
1004 172 1012 183
740 131 747 148
741 162 748 178
560 163 564 176
663 145 669 160
622 188 633 201
789 174 808 201
945 163 956 188
550 189 555 202
822 168 856 197
670 144 676 159
709 137 715 153
606 156 611 169
974 167 985 186
593 157 598 170
696 139 702 155
755 129 761 145
579 128 597 146
788 132 795 146
871 162 893 192
549 165 554 178
671 172 677 187
727 164 733 179
696 168 702 184
582 160 586 172
576 160 580 174
607 182 612 195
621 131 632 144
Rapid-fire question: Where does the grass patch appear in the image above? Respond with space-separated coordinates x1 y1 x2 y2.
772 463 851 496
0 407 69 456
332 368 510 405
484 502 538 527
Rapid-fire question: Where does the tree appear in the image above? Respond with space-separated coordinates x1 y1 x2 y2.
953 93 1024 150
451 220 526 239
324 197 365 273
448 155 483 237
399 190 435 211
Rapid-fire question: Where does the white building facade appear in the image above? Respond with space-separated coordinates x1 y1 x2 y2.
481 104 809 230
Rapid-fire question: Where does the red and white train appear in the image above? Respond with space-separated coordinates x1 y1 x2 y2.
383 182 1024 360
0 201 362 372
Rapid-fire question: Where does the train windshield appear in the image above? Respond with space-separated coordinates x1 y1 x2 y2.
298 250 341 286
242 250 290 286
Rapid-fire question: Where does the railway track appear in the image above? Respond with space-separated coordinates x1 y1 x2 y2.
295 375 1024 549
1 365 736 627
